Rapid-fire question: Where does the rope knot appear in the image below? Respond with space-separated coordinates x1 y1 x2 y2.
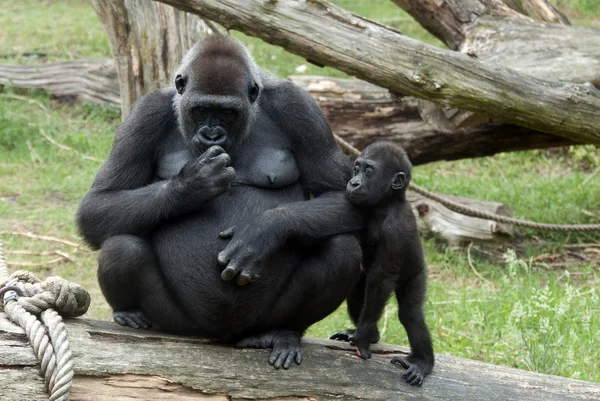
1 270 90 318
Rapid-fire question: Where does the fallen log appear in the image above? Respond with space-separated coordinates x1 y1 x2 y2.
0 59 119 104
155 0 600 144
2 314 600 401
0 61 578 165
391 0 600 133
391 0 599 86
289 76 576 165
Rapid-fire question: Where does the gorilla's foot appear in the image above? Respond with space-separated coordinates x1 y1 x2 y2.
329 328 355 342
113 310 152 330
391 355 433 387
236 330 302 369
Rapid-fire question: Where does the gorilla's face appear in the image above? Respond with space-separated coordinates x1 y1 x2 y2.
174 38 261 155
346 144 410 207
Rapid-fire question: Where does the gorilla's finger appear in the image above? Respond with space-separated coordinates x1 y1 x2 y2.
224 166 236 180
217 248 234 265
221 265 239 281
391 356 409 369
269 350 281 366
236 271 253 286
212 152 231 166
357 346 371 359
283 352 295 369
219 227 235 239
295 351 302 365
204 145 225 158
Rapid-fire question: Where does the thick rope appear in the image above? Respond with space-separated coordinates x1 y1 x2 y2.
0 239 91 401
334 135 600 232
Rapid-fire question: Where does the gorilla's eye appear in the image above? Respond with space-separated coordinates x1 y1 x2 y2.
222 109 234 115
353 165 359 175
175 75 187 95
249 83 260 103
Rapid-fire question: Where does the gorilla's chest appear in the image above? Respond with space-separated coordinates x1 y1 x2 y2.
155 143 299 190
233 147 299 189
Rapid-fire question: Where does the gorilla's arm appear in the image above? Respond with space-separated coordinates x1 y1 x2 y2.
77 90 233 249
218 82 364 283
267 80 364 238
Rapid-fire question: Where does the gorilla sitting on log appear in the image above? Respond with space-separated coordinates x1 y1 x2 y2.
77 35 363 369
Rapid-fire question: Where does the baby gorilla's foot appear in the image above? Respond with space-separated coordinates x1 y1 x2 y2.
391 355 433 387
329 328 355 342
113 310 152 329
236 330 302 369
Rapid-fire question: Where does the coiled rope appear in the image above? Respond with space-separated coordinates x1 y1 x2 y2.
334 135 600 232
0 239 91 401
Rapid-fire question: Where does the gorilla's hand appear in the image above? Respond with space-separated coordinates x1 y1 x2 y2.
349 324 379 360
218 210 287 285
173 145 235 204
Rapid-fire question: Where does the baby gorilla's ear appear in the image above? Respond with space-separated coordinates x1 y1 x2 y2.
391 172 406 190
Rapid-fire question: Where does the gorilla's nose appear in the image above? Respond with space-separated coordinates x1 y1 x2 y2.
198 126 227 145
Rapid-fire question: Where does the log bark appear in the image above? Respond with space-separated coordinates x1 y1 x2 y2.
3 314 600 401
0 58 120 104
290 76 576 165
407 192 513 244
391 0 600 86
0 61 577 164
154 0 600 144
91 0 215 117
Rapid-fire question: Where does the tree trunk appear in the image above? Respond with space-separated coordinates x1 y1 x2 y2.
91 0 216 117
290 76 576 165
3 314 600 401
391 0 599 86
154 0 600 144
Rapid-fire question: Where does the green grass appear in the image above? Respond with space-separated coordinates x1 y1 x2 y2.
1 0 599 383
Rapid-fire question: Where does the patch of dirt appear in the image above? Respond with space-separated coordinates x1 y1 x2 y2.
44 191 69 206
0 193 20 204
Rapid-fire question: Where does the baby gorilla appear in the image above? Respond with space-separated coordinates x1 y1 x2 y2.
330 141 434 386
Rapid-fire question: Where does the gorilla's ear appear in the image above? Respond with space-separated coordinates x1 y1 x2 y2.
249 82 260 103
175 75 187 95
391 172 406 190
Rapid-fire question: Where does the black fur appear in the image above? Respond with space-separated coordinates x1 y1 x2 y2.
330 142 434 386
77 35 363 368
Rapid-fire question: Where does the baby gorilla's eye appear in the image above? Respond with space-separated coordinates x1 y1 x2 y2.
222 109 234 115
353 165 359 175
364 167 373 178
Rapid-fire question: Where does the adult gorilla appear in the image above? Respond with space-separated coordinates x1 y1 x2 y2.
77 35 363 368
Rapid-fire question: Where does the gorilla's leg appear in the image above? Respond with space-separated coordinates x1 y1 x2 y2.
287 234 362 328
329 272 366 342
391 272 434 387
98 235 193 332
236 234 361 368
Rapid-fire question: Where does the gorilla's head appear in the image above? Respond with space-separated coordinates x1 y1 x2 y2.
173 35 262 155
346 142 412 207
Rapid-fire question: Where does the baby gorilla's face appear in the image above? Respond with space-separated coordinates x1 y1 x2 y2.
346 157 387 206
346 143 410 207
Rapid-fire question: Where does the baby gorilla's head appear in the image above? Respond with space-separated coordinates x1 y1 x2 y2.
346 142 412 207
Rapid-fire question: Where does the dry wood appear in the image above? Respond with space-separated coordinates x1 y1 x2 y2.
0 59 119 104
2 314 600 401
155 0 600 144
290 76 576 165
391 0 600 86
91 0 215 117
407 192 513 244
2 61 578 163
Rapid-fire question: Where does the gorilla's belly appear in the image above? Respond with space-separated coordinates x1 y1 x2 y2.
151 183 304 335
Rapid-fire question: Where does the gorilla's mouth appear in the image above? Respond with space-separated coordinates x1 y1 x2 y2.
192 132 229 151
346 191 367 203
